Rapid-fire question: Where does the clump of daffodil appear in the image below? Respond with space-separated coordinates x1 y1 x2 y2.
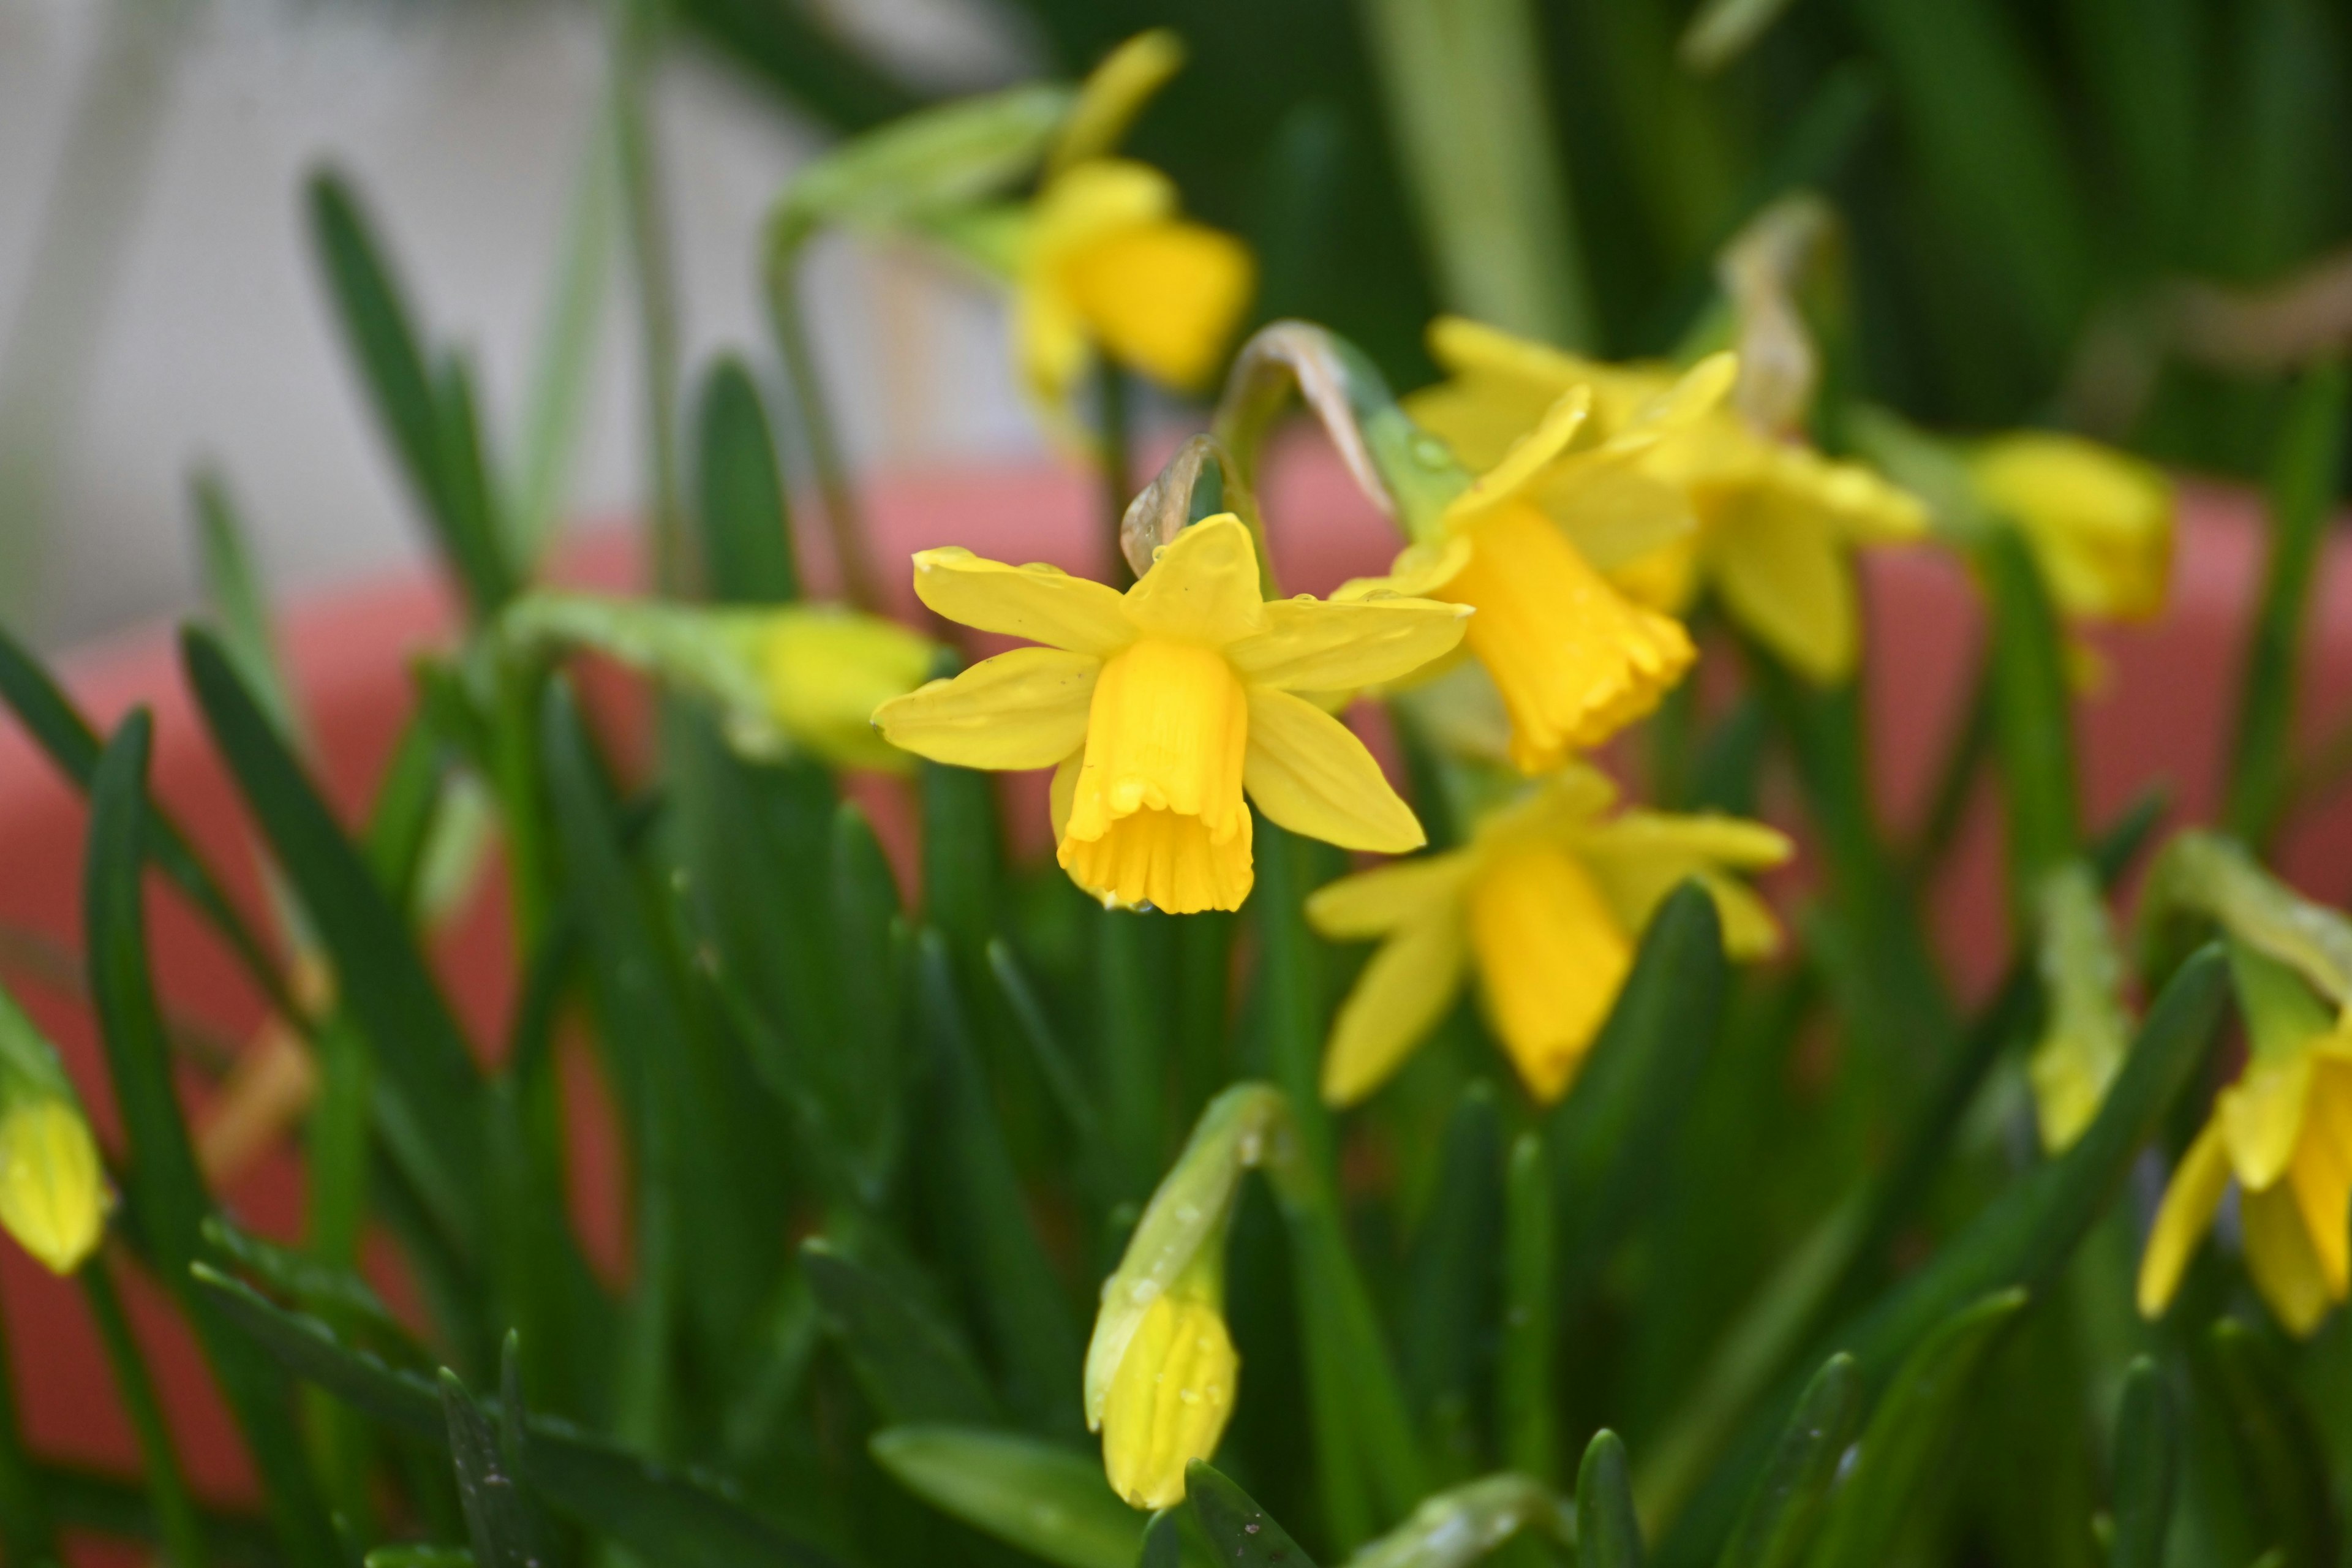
1341 359 1735 772
501 591 933 771
1969 432 2174 624
1308 764 1790 1104
2139 941 2352 1336
1012 34 1254 450
1087 1083 1289 1507
0 982 109 1275
1409 317 1927 685
872 514 1467 913
2026 861 2135 1152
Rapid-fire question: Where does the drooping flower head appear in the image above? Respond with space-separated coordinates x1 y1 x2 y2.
873 515 1468 913
1308 765 1790 1104
1344 358 1735 772
1969 431 2174 624
2139 941 2352 1336
1410 317 1928 685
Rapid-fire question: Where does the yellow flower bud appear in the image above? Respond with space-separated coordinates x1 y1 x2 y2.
1098 1287 1238 1509
0 1098 107 1275
757 608 935 772
1969 432 2173 623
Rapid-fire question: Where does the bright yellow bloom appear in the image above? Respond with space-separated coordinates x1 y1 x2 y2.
872 515 1467 913
0 1098 107 1275
1307 766 1790 1104
1017 159 1254 444
1411 317 1927 685
2141 944 2352 1336
1969 432 2174 623
1099 1283 1238 1508
757 609 938 770
1344 364 1730 771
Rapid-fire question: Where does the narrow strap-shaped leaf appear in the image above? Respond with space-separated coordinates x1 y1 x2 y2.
2108 1356 2177 1568
1552 881 1727 1288
1400 1082 1501 1452
194 1267 844 1568
441 1368 546 1568
914 929 1084 1434
191 469 301 747
1713 1351 1860 1568
87 717 343 1568
801 1238 1002 1425
1500 1131 1555 1482
0 625 286 1010
0 1290 61 1568
429 354 517 615
1185 1461 1319 1568
2209 1319 2339 1568
1807 1290 2027 1568
183 627 484 1257
694 356 798 603
364 1550 473 1568
989 938 1104 1147
1577 1430 1645 1568
871 1425 1140 1568
1979 524 2080 887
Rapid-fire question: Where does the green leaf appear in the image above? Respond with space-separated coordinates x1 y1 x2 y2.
2226 360 2350 850
1980 524 2080 886
2108 1356 2177 1568
193 1267 843 1568
191 468 300 745
429 354 516 615
365 1550 475 1568
1499 1131 1555 1483
509 100 617 564
1184 1461 1319 1568
1714 1352 1860 1568
871 1426 1139 1568
693 356 797 603
0 624 285 1008
2209 1319 2339 1568
1399 1082 1501 1463
86 717 343 1568
989 937 1104 1149
440 1369 546 1568
1552 880 1727 1287
913 929 1085 1434
182 627 485 1260
1808 1290 2027 1568
1139 1509 1183 1568
801 1238 1002 1426
1577 1430 1645 1568
0 1294 60 1568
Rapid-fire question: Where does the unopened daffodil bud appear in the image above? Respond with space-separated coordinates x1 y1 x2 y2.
0 983 108 1275
1969 432 2173 623
501 591 933 771
2026 861 2132 1152
1087 1084 1290 1506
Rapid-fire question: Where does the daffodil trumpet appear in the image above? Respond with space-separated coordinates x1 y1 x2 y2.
872 513 1467 913
501 590 934 771
1309 764 1790 1105
2139 941 2352 1335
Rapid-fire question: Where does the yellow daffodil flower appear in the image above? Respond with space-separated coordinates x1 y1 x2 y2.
873 515 1467 913
1410 317 1928 685
1017 159 1254 446
2141 943 2352 1336
1969 432 2174 624
1307 766 1790 1104
1342 362 1736 771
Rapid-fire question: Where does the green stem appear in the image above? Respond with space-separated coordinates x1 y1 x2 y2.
0 1287 61 1568
607 0 688 597
1100 360 1134 587
83 1258 208 1568
764 254 883 611
1903 657 1990 888
1500 1132 1556 1483
303 1012 375 1526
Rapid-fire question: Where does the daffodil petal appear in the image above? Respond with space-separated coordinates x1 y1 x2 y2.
1468 845 1630 1103
2287 1125 2352 1298
1305 853 1478 940
1321 912 1469 1106
1335 537 1474 604
1579 810 1795 870
1447 387 1592 523
911 548 1135 654
2138 1120 2231 1319
1404 372 1560 473
2220 1054 2315 1191
872 648 1100 769
1061 219 1254 391
1123 515 1266 644
1051 750 1081 842
1242 688 1425 854
1224 597 1471 693
1574 816 1789 962
1426 315 1597 389
1708 488 1858 685
2243 1179 2338 1336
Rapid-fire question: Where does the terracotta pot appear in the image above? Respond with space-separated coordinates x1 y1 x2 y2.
0 445 2345 1537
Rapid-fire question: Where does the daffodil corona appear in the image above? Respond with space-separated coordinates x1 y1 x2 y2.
2140 943 2352 1335
1308 766 1790 1103
873 516 1468 913
1410 317 1926 685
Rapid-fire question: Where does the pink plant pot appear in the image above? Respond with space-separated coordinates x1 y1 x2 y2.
0 442 2344 1542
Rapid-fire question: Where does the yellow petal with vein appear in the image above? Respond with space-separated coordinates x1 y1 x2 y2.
2243 1178 2338 1336
1243 687 1425 854
911 548 1134 653
1322 913 1470 1106
2221 1053 2315 1191
871 647 1099 770
1305 853 1478 940
1061 219 1254 391
2137 1120 2231 1319
1706 488 1858 685
1224 596 1470 693
1468 844 1632 1103
1122 516 1265 645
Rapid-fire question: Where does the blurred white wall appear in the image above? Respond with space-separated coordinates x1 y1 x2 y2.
0 0 1045 649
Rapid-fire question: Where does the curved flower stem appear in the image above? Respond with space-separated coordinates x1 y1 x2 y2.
765 255 884 611
606 0 688 597
1098 360 1135 587
83 1256 208 1568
